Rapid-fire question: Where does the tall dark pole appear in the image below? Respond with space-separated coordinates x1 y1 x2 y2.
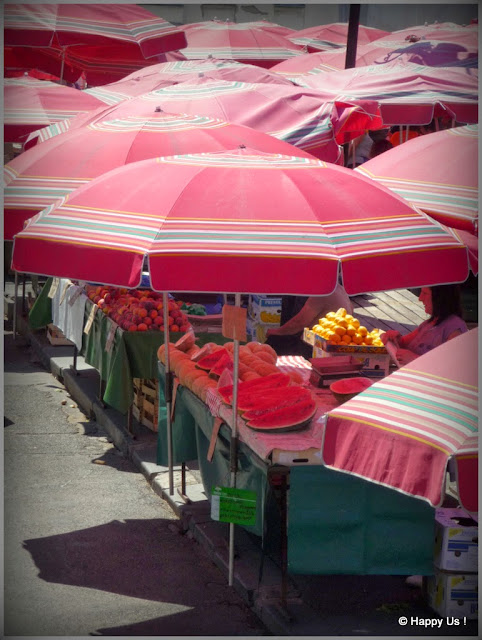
344 4 361 69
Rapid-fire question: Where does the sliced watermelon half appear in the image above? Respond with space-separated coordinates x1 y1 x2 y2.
239 386 312 414
218 372 291 404
247 398 317 430
196 347 229 371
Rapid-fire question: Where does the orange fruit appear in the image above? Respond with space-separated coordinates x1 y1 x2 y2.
358 326 368 336
335 307 347 317
330 333 341 343
341 334 351 344
334 325 347 336
346 324 356 336
337 318 348 329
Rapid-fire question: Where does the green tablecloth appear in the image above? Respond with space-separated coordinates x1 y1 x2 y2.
156 366 435 574
29 281 228 414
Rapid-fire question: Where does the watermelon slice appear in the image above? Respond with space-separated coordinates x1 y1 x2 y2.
330 377 373 395
196 347 229 370
247 398 317 430
241 387 312 418
218 372 291 404
209 352 233 378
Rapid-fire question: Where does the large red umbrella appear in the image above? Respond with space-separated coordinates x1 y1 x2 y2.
11 147 469 294
173 19 305 68
293 61 478 125
355 124 479 234
4 3 187 85
23 77 383 162
3 76 106 143
322 328 478 513
288 22 389 53
3 112 314 240
271 37 478 76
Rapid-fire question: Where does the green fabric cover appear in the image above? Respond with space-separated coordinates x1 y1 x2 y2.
288 466 435 575
157 381 198 466
28 278 53 329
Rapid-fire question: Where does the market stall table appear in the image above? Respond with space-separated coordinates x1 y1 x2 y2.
156 362 435 577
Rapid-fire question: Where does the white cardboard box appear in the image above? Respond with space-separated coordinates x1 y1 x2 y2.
434 508 478 573
426 569 478 620
248 295 282 325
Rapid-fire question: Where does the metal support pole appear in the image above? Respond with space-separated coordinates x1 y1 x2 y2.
344 4 361 69
163 292 174 496
13 271 19 341
71 345 78 374
22 273 27 316
228 292 242 587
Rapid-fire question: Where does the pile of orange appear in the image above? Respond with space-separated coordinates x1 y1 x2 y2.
310 308 384 347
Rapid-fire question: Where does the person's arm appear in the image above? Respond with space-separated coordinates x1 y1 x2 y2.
266 297 323 337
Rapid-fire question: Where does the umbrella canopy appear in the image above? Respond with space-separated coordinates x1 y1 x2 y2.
322 328 478 512
355 125 478 234
293 61 478 125
3 112 314 240
4 3 186 58
382 22 478 48
84 59 296 105
288 22 389 53
24 77 383 162
272 38 478 77
4 4 186 86
173 20 305 68
11 147 469 294
4 76 106 142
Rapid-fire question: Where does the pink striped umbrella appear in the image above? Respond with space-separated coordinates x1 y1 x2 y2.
322 328 478 512
4 76 106 143
22 77 384 162
271 37 478 76
355 125 479 234
3 112 315 240
4 4 187 85
382 22 478 47
293 61 478 125
288 22 389 53
11 147 470 294
173 20 305 68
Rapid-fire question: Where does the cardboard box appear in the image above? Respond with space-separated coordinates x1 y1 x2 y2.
246 316 280 343
426 569 478 620
434 508 478 573
311 335 390 378
248 295 282 325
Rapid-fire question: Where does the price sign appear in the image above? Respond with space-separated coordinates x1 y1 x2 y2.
211 486 256 526
83 304 97 335
222 304 247 342
68 285 84 307
47 277 60 299
105 319 117 353
59 280 72 306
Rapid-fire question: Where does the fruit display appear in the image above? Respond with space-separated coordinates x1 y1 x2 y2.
85 285 191 333
310 307 385 347
330 377 374 404
180 302 207 316
218 373 317 431
157 340 306 404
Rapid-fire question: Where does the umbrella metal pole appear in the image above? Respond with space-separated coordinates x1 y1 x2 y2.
228 292 241 587
344 4 360 69
60 49 65 84
13 271 19 341
163 292 174 496
22 273 27 315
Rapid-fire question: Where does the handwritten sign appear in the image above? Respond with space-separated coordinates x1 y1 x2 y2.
68 285 84 307
47 277 60 299
59 280 72 306
211 486 256 526
222 304 247 342
105 319 117 353
83 304 97 335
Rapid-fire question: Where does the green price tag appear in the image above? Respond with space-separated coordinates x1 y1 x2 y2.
211 486 256 526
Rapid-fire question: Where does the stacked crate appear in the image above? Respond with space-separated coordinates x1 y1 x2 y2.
131 378 159 432
425 507 478 620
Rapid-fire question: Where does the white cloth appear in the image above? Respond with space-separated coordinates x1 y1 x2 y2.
51 279 87 350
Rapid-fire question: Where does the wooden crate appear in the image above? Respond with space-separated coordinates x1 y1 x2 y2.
132 378 159 432
47 323 74 346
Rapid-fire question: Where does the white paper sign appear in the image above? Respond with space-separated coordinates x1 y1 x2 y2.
105 320 117 353
48 277 60 299
83 304 97 335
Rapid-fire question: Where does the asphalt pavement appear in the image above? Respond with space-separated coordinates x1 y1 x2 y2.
3 280 479 637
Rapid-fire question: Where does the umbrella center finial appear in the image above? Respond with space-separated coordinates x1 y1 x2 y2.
155 106 162 112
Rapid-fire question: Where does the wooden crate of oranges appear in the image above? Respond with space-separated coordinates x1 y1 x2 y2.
308 308 387 352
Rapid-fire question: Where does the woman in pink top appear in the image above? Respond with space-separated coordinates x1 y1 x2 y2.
380 284 468 366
